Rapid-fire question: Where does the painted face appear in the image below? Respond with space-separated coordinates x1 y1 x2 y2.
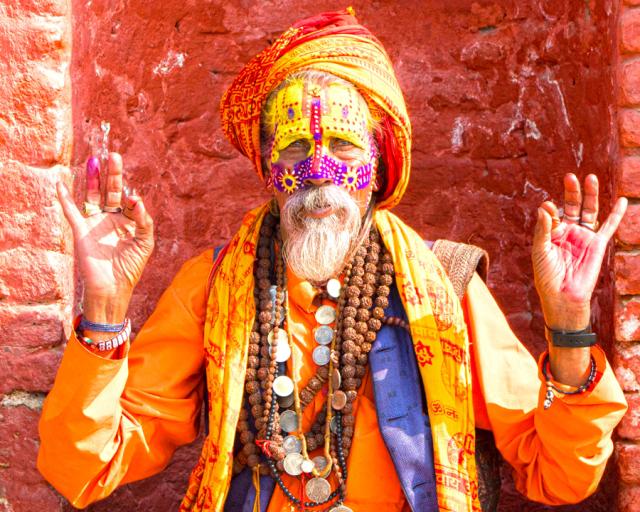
267 81 376 194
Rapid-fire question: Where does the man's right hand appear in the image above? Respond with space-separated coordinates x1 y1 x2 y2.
57 152 154 333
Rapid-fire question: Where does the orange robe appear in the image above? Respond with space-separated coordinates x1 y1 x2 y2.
37 249 627 509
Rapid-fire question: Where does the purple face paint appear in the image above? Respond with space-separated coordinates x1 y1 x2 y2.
271 155 373 194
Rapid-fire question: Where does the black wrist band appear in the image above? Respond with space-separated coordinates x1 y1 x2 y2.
544 324 597 348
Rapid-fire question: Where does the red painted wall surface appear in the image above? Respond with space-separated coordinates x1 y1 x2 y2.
0 1 624 511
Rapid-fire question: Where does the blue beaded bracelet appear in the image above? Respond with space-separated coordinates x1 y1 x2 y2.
78 317 126 333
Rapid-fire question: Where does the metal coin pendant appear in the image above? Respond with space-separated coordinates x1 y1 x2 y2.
312 455 328 472
306 477 332 502
283 435 302 454
331 368 342 390
326 278 341 299
275 339 291 362
312 345 331 366
300 458 315 473
277 393 294 409
279 410 299 433
330 415 338 434
283 452 303 476
314 325 334 346
315 305 336 325
331 390 347 411
273 375 294 397
329 506 353 512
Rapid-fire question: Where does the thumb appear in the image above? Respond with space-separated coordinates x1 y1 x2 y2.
532 207 552 252
124 195 155 251
56 180 87 238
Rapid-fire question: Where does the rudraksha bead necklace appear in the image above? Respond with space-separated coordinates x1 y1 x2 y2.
234 211 394 511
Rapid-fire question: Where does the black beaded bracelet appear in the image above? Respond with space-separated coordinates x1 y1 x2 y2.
541 353 597 410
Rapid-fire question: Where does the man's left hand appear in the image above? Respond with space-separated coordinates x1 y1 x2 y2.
532 173 627 386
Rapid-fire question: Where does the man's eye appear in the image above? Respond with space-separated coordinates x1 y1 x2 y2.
286 139 309 150
332 138 356 149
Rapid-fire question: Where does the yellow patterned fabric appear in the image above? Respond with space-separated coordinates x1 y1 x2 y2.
180 204 480 511
220 10 411 210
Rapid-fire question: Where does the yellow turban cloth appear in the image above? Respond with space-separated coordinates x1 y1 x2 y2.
220 9 412 209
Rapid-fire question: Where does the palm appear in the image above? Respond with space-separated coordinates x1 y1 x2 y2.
75 212 153 295
56 153 154 298
532 173 627 315
534 223 606 304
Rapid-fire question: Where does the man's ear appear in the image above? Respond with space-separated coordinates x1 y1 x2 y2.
262 159 275 191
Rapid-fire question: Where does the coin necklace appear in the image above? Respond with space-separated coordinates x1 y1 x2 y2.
234 211 394 511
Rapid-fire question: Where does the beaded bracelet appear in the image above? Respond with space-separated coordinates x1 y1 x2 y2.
541 353 597 410
80 318 131 352
79 317 126 333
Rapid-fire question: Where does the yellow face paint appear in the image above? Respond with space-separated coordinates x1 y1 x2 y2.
268 81 373 164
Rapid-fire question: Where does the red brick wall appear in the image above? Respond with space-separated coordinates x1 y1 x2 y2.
0 1 630 511
615 2 640 511
0 0 73 510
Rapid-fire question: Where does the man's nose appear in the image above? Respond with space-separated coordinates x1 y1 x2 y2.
304 176 333 187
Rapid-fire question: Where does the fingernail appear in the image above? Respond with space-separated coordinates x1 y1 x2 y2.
87 156 100 178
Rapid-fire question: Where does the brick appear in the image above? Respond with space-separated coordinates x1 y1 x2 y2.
617 297 640 342
0 7 71 166
620 109 640 147
620 156 640 198
614 342 640 391
0 164 68 252
616 252 640 295
619 483 640 512
0 304 67 349
622 10 640 53
618 442 640 483
622 60 640 106
619 393 640 440
0 248 72 303
618 204 640 246
0 405 62 510
0 344 63 394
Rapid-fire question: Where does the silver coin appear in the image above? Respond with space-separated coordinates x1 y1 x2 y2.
277 392 294 409
305 477 331 502
283 452 304 476
315 305 336 325
329 506 353 512
283 435 302 454
300 458 315 473
312 345 331 366
273 375 294 397
312 455 328 472
314 325 334 346
326 278 341 299
280 409 299 433
267 329 288 346
275 339 291 362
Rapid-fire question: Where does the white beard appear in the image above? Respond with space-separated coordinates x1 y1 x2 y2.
280 185 364 284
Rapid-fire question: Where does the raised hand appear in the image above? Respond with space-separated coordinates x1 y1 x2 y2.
532 173 627 385
532 174 627 329
57 153 154 326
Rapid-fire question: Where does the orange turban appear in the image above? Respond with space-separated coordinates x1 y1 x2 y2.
220 9 412 209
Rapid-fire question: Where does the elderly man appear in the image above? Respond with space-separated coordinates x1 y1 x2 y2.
39 10 627 512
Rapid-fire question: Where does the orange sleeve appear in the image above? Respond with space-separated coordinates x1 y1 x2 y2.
37 250 214 508
465 273 627 505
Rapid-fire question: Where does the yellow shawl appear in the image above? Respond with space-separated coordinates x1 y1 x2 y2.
180 204 480 511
